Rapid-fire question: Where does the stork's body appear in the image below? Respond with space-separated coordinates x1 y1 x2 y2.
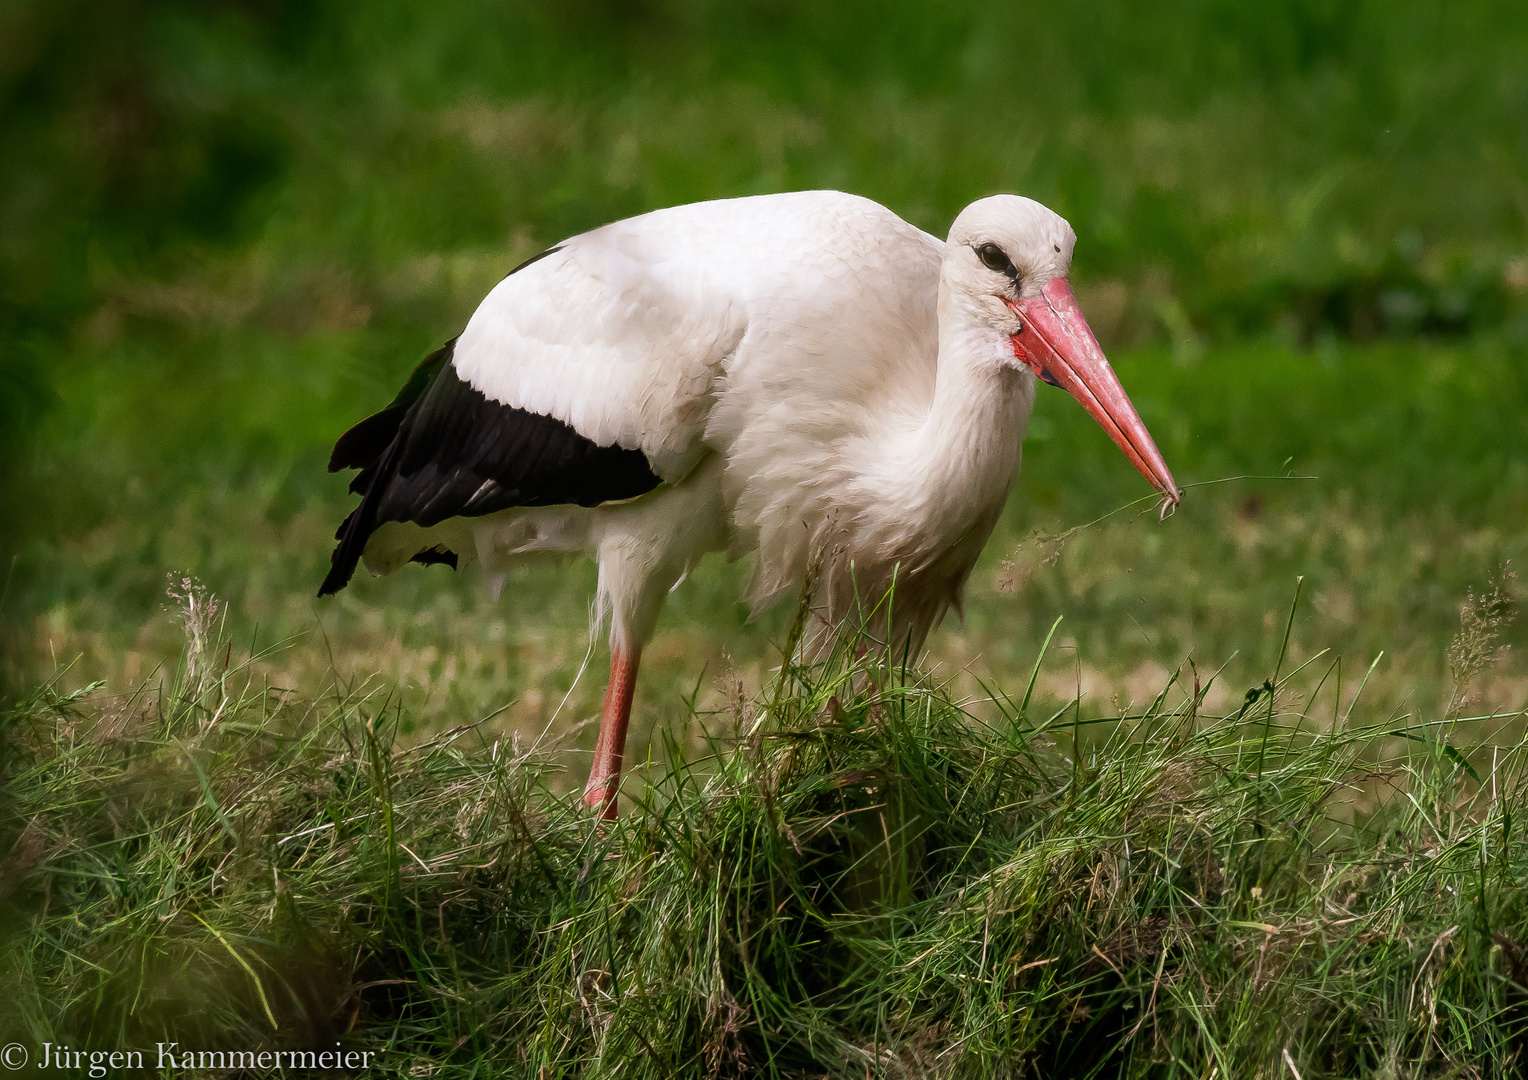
321 191 1179 817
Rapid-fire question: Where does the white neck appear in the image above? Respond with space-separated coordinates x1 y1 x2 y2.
858 288 1034 565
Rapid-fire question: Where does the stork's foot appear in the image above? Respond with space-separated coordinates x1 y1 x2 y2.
582 773 620 820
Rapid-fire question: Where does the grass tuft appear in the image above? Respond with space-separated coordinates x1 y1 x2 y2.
2 585 1527 1077
1447 564 1518 721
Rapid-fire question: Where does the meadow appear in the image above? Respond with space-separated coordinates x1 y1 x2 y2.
3 0 1528 1074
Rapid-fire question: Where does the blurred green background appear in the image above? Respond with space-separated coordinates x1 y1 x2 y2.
2 0 1526 759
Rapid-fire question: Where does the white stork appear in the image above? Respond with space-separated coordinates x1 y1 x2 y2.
320 191 1179 817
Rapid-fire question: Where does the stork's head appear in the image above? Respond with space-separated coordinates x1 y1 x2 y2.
945 194 1181 507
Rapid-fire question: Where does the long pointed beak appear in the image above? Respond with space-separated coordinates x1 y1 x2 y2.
1011 278 1181 505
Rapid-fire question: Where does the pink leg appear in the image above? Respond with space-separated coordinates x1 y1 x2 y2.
582 645 641 820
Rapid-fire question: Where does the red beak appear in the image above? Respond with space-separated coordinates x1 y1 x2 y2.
1011 278 1181 505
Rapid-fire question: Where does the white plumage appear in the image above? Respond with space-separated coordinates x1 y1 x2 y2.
327 190 1180 816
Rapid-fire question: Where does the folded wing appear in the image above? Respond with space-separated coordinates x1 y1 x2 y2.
320 238 745 595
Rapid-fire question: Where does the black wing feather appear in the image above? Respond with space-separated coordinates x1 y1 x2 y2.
329 344 453 473
329 246 565 474
319 325 662 597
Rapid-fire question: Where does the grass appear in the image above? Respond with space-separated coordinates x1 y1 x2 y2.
2 580 1526 1077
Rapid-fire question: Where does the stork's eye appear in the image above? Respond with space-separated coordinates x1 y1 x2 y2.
977 243 1016 277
